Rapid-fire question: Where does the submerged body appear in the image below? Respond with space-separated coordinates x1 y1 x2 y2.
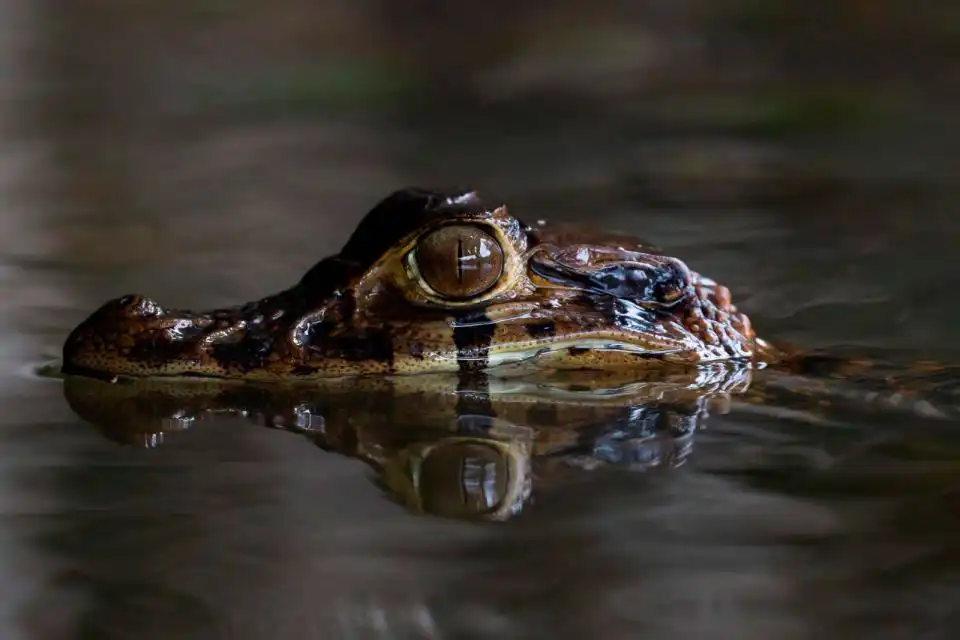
62 188 776 381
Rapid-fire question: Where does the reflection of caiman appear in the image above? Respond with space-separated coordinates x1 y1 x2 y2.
62 188 776 381
62 367 751 521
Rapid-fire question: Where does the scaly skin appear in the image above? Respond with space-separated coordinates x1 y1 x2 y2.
61 188 776 382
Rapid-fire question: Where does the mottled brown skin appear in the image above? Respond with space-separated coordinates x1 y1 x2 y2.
62 188 775 382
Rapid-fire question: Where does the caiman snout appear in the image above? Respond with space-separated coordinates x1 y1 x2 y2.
62 294 219 379
62 295 158 378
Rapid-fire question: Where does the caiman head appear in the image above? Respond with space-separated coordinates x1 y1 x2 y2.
62 188 770 381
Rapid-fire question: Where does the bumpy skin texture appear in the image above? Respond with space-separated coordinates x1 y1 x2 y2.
62 188 773 381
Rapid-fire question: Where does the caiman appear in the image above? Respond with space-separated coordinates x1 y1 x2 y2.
61 187 777 381
56 187 958 520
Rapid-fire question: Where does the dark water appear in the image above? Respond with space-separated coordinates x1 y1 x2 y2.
3 2 960 638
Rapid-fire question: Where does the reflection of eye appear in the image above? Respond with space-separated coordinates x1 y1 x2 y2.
414 225 504 299
419 442 509 517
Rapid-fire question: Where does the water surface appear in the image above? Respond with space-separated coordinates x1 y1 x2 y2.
1 2 959 638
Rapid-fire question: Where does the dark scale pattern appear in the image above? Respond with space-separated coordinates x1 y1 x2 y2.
304 324 396 367
409 342 425 359
209 327 276 374
525 321 556 339
294 286 396 370
452 310 497 374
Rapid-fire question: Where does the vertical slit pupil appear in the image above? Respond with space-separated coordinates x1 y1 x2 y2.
457 237 464 282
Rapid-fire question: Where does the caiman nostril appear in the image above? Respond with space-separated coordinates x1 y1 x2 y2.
112 294 164 319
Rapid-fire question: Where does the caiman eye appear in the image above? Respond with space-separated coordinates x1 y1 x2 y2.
414 225 504 299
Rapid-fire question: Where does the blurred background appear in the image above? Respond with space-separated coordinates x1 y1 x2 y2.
1 1 958 638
